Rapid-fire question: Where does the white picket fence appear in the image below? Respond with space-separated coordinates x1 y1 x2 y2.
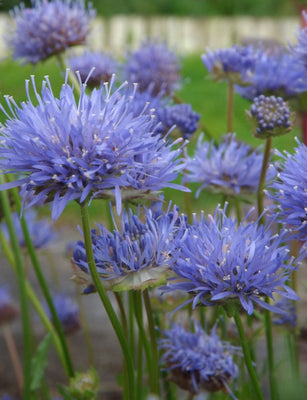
0 14 300 57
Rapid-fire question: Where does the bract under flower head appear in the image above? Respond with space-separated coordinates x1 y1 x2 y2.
1 209 57 249
72 203 185 292
183 133 276 198
235 49 307 100
6 0 95 65
124 39 181 95
0 74 186 219
159 321 239 396
0 285 19 325
166 207 299 315
268 140 307 241
201 45 258 85
68 50 118 88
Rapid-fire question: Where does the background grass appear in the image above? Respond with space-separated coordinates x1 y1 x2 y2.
0 54 301 224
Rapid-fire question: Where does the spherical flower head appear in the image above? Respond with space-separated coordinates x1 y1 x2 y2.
1 209 57 249
47 293 80 335
165 206 300 315
159 321 239 395
267 139 307 240
67 50 118 88
246 95 293 139
66 368 99 400
272 298 297 327
235 49 307 100
0 74 186 220
201 45 258 85
6 0 95 65
158 103 200 139
0 285 19 325
183 133 277 198
124 39 181 96
72 203 185 292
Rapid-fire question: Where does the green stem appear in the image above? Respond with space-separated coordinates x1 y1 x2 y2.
234 197 242 224
132 291 153 392
257 137 272 224
136 323 143 400
79 202 135 398
0 184 31 398
0 227 68 374
10 186 75 378
227 82 234 134
233 312 264 400
143 289 160 396
264 307 279 400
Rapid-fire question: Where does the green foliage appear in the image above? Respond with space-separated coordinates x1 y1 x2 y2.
30 333 52 392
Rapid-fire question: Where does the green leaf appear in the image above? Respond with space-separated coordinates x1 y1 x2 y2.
30 333 52 391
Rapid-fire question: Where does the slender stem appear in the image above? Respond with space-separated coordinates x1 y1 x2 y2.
10 185 75 378
264 307 279 400
136 323 143 400
257 137 272 224
227 82 234 133
234 197 242 224
2 325 24 395
233 312 264 400
143 289 160 396
0 228 68 374
79 202 135 398
114 292 128 336
132 291 153 392
0 185 31 399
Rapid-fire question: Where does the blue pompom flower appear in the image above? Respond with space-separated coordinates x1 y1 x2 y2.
183 134 276 198
235 49 307 100
72 203 184 292
165 206 300 315
159 321 239 396
268 139 307 240
201 45 258 85
124 39 181 95
6 0 95 64
0 75 186 219
68 50 118 88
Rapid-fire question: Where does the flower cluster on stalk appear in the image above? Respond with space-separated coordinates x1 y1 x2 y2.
6 0 95 64
165 206 299 315
183 133 276 198
159 321 239 396
0 75 186 219
72 203 185 292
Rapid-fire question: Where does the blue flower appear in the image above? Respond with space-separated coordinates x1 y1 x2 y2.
158 103 200 139
6 0 95 64
0 285 19 325
201 45 258 85
0 75 186 219
72 203 184 292
68 50 118 88
267 139 307 240
47 293 80 335
123 39 181 95
246 95 293 139
235 49 307 100
165 206 300 315
159 321 239 395
1 209 57 249
292 11 307 68
272 298 297 327
183 134 276 198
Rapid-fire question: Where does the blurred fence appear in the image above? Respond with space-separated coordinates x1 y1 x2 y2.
0 14 300 57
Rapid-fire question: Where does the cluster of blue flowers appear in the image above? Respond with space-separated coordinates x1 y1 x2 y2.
2 0 307 399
